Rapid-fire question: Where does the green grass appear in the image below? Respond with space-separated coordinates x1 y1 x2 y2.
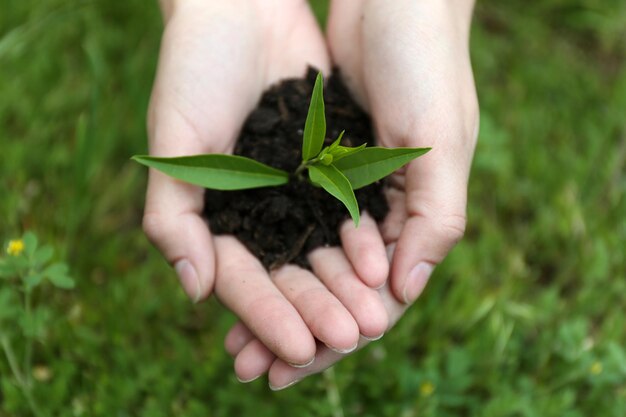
1 0 625 416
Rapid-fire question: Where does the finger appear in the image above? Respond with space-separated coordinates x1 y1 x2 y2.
339 211 389 289
143 12 250 303
308 247 388 339
390 152 469 305
234 339 276 383
271 265 360 353
213 236 316 366
268 343 348 391
225 321 255 357
268 268 408 390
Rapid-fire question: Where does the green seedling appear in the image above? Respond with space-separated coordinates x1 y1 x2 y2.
1 232 75 417
133 73 430 226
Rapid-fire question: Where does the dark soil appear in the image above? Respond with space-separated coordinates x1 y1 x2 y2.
203 69 389 270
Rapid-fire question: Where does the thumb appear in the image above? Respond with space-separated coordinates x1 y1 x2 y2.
143 168 216 303
389 150 469 304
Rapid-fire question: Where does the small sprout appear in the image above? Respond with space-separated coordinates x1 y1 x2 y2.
319 153 333 166
132 72 430 226
6 239 24 256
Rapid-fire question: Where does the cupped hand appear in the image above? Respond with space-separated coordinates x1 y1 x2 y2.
142 0 390 367
226 0 479 388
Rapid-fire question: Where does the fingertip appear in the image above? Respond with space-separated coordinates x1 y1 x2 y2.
357 253 389 289
340 212 389 288
357 298 388 340
142 209 217 302
317 308 360 354
234 339 274 383
174 259 202 303
279 328 317 367
268 360 305 391
267 345 344 390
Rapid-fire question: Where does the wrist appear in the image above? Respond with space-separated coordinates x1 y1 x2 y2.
356 0 474 41
159 0 307 22
445 0 476 39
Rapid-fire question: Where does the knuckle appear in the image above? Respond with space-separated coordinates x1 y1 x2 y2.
436 213 467 244
142 212 165 244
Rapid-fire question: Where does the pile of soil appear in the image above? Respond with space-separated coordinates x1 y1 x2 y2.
203 69 389 270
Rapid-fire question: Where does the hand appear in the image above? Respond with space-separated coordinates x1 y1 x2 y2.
226 0 478 388
142 0 388 366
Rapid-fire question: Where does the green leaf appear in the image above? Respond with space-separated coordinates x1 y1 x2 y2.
328 130 345 150
44 263 68 277
333 147 431 189
44 262 75 289
33 245 54 267
308 164 360 226
329 143 367 162
22 231 38 257
24 273 44 290
49 274 75 289
301 72 326 161
132 154 289 190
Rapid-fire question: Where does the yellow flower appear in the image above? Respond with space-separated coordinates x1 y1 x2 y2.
590 361 603 375
419 381 435 397
6 239 24 256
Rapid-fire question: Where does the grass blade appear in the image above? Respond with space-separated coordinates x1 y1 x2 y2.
132 154 289 190
309 164 360 226
302 72 326 161
333 147 431 189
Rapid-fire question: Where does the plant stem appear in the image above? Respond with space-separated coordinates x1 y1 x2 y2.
294 157 320 178
294 162 308 177
323 367 344 417
23 387 46 417
1 335 25 386
1 336 46 417
23 288 33 388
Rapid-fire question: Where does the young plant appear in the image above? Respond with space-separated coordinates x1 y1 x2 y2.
133 73 430 226
0 232 75 417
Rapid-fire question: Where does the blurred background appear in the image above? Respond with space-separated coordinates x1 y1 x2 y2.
1 0 625 415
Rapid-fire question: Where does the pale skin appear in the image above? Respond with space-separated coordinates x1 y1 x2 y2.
145 0 478 389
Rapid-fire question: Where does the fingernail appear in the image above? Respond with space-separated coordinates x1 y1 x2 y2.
361 332 384 342
325 341 358 354
269 378 302 391
374 281 387 290
237 374 262 384
403 262 434 304
175 259 201 303
288 356 315 368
